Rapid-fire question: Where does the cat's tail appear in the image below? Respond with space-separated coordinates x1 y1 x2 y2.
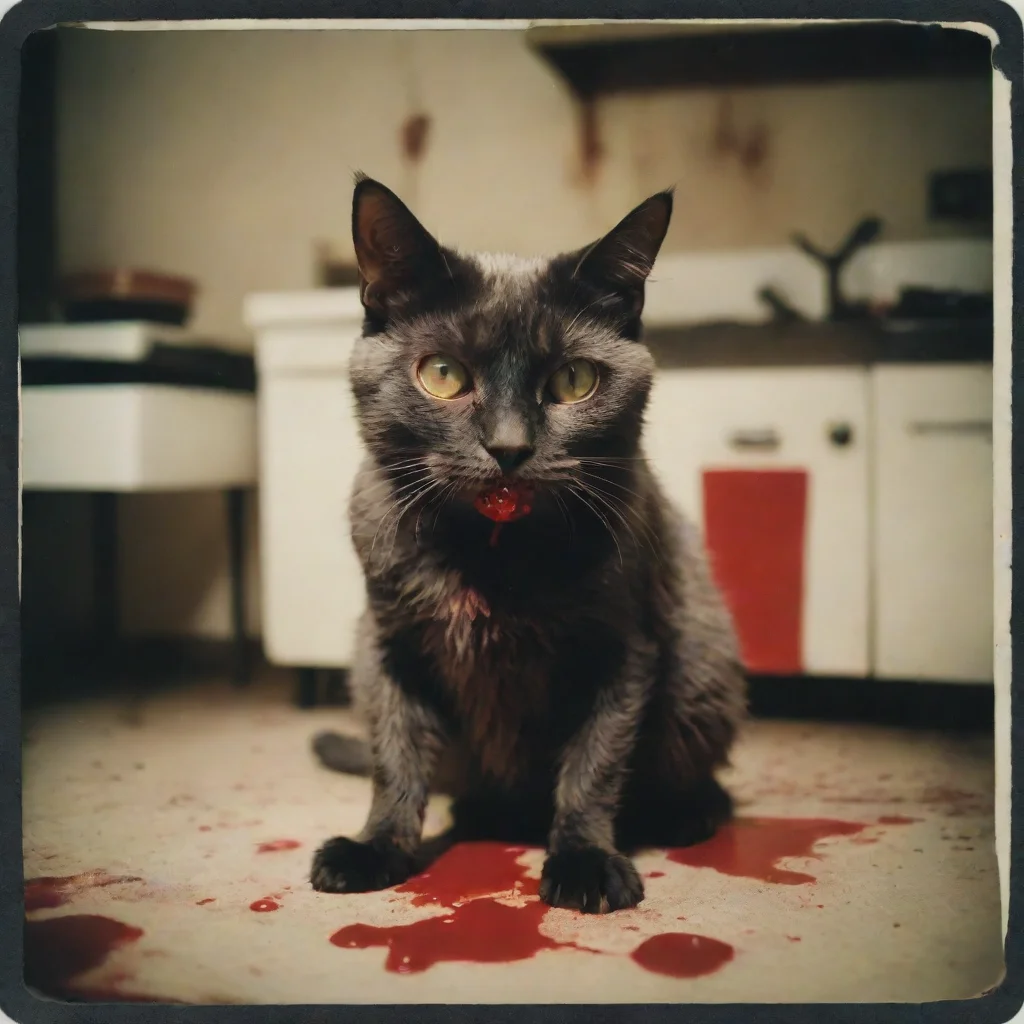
311 731 372 776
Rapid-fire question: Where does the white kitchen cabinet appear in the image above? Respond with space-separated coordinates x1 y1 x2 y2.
644 367 871 678
870 364 993 683
248 290 366 668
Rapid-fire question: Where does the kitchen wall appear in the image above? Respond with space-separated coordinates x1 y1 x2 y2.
49 25 992 641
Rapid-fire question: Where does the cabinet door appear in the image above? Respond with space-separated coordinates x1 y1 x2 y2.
871 364 993 683
259 373 364 667
644 367 870 677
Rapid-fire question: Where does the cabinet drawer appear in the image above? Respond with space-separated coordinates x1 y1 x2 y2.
644 367 870 677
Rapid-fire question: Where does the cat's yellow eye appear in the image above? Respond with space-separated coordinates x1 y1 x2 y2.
548 359 598 404
417 354 471 400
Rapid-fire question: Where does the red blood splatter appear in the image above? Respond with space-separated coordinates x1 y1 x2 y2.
24 914 143 997
330 842 735 980
198 826 212 833
256 839 301 854
630 933 734 978
196 899 216 906
24 871 144 912
878 815 922 825
666 816 867 885
250 899 279 913
786 935 802 942
395 841 534 907
331 898 560 973
645 870 666 879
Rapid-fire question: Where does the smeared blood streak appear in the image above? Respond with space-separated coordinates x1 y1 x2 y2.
250 899 280 912
878 815 922 825
330 842 734 980
645 871 666 879
630 933 735 978
256 839 301 853
24 914 143 997
666 816 868 884
196 898 216 906
25 871 144 912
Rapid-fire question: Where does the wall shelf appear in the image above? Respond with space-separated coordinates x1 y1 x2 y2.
528 22 992 97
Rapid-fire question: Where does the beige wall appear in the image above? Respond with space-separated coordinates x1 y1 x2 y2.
58 28 991 346
50 26 992 641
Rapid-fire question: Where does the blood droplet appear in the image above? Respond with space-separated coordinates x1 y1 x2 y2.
250 899 280 913
630 933 735 978
256 839 301 854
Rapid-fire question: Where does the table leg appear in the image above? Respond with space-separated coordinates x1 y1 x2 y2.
297 668 318 708
93 492 118 663
227 488 249 685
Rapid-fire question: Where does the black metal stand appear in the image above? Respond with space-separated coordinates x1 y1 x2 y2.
227 488 249 685
92 492 119 665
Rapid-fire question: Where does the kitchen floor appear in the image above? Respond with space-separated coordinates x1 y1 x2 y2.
21 668 1002 1005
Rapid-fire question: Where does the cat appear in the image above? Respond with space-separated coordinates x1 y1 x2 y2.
309 174 747 913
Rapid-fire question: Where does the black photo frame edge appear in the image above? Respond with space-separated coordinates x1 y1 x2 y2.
0 1 1019 1022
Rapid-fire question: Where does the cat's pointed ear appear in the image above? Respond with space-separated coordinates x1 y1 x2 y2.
351 174 450 317
573 190 673 312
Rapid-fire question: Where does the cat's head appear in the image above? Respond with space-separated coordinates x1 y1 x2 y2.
348 174 671 523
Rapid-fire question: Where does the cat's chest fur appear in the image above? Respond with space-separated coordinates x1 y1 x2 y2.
410 569 554 783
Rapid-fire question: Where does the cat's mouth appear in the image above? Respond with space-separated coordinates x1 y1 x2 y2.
473 482 535 524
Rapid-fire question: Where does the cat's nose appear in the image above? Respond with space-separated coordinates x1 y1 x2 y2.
485 445 534 474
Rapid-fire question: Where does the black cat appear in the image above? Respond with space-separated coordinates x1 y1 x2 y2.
310 175 746 914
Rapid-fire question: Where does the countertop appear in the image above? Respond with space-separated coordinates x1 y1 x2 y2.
643 319 993 370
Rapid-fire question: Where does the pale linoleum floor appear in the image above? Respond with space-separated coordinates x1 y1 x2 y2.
21 670 1003 1005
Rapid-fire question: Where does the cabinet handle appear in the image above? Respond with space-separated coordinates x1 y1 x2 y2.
728 428 780 451
906 420 991 438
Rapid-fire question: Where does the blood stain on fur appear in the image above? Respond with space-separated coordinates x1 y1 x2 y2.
329 842 735 978
256 839 302 853
666 816 869 884
249 899 280 912
24 914 144 998
24 871 144 912
630 933 735 978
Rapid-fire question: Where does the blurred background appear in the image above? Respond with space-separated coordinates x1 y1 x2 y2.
17 21 1005 1006
20 20 995 717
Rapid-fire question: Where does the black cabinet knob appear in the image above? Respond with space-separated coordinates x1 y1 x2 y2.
829 423 853 447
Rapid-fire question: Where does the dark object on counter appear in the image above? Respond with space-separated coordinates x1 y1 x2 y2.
793 217 883 322
315 243 362 288
61 269 196 326
21 343 255 393
929 169 993 223
758 286 805 325
889 287 993 321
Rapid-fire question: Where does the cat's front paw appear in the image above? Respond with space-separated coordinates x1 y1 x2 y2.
539 846 644 914
310 836 415 893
